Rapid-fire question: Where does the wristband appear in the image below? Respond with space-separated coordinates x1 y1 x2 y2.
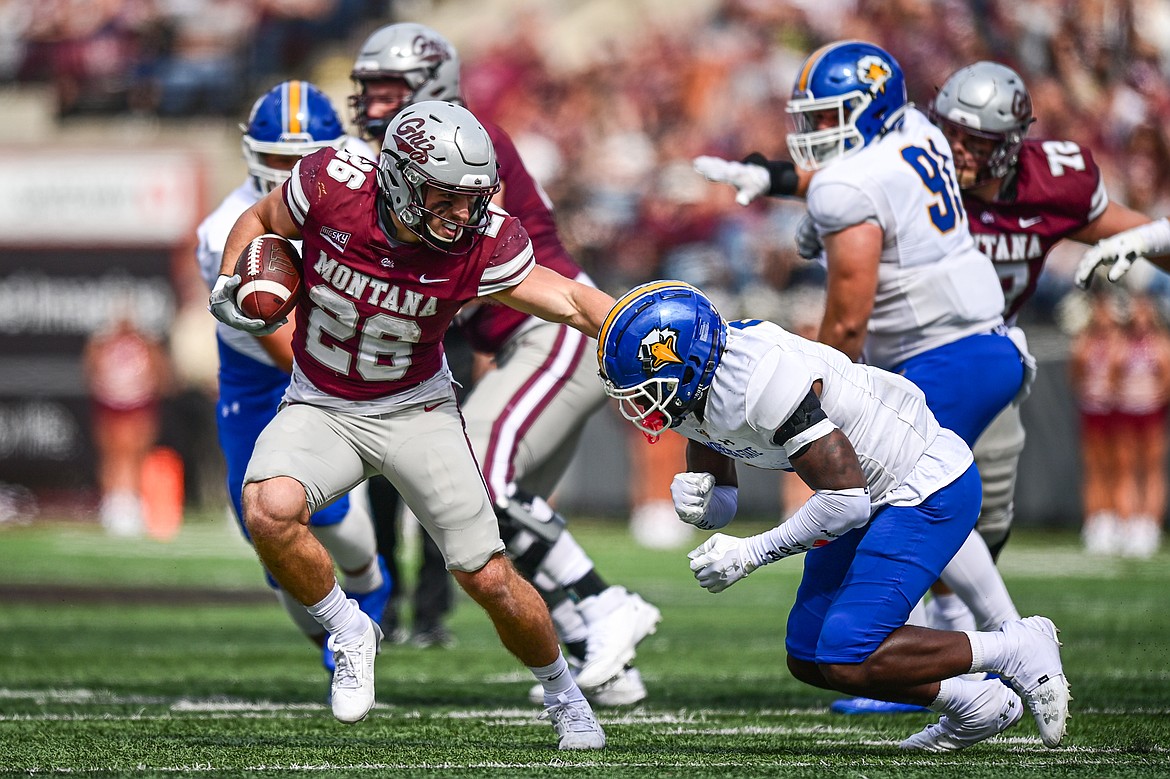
743 152 800 197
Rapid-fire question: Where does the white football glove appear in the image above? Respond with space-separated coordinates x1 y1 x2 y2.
208 274 283 336
1074 233 1147 289
671 472 716 527
687 533 758 593
795 214 823 260
693 156 771 206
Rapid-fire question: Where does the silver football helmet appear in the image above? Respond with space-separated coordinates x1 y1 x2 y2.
350 23 463 140
377 100 500 254
929 61 1033 187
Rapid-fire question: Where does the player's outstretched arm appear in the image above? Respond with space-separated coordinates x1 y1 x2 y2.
491 265 616 339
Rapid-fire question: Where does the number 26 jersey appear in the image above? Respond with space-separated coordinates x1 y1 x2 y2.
280 146 535 413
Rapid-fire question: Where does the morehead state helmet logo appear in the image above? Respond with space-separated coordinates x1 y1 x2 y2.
393 116 435 164
857 55 892 93
638 327 683 375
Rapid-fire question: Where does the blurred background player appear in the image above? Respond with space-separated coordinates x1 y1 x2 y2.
194 80 390 672
84 312 171 537
1112 293 1170 557
1068 291 1125 555
348 22 660 701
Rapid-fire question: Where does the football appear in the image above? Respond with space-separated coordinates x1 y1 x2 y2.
233 233 302 325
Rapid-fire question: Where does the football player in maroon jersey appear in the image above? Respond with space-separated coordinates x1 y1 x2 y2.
931 59 1170 585
347 22 660 702
208 100 611 749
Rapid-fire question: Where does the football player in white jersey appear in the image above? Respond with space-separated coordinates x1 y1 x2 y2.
597 281 1069 752
693 41 1027 712
195 81 390 674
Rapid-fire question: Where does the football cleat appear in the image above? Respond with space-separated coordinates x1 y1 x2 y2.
996 616 1070 748
574 586 662 690
328 616 383 724
830 697 930 715
900 679 1023 752
528 664 647 707
539 693 606 750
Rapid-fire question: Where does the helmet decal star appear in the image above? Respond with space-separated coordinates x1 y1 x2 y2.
857 55 891 93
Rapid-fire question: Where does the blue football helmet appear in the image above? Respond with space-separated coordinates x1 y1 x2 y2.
786 40 908 170
597 281 727 437
242 80 347 194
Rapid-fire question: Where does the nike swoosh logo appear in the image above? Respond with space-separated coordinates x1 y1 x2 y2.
419 274 449 284
547 670 565 682
423 401 448 412
1019 216 1043 228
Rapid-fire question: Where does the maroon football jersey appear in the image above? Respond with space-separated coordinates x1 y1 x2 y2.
282 146 535 401
458 119 584 353
964 139 1107 320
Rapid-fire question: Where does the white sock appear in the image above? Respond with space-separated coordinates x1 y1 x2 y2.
307 583 366 644
530 652 581 706
963 629 1011 676
939 530 1020 630
542 532 595 588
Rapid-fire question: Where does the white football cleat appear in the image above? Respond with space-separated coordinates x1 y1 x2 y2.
528 664 647 707
539 693 606 750
574 586 661 690
328 616 383 724
900 679 1023 752
996 616 1070 747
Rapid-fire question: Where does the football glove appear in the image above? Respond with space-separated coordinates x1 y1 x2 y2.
693 156 771 206
671 472 716 526
687 533 758 593
1074 236 1142 289
795 214 823 260
209 274 284 336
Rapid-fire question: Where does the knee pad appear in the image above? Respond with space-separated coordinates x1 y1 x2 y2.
495 487 566 578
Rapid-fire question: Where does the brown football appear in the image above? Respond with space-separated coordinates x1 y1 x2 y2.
233 234 302 325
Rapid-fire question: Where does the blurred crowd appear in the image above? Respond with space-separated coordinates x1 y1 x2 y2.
3 0 382 116
2 0 1168 325
8 0 1170 328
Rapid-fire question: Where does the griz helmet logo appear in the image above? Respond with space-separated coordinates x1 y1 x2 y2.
1011 89 1032 122
412 34 451 63
393 116 436 164
638 327 683 375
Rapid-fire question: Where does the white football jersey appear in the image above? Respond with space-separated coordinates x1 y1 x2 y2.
195 136 376 367
806 108 1005 369
674 320 973 509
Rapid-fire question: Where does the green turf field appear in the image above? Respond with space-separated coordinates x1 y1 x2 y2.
0 515 1167 778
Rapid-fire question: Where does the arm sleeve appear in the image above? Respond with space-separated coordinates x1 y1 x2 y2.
743 486 872 565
